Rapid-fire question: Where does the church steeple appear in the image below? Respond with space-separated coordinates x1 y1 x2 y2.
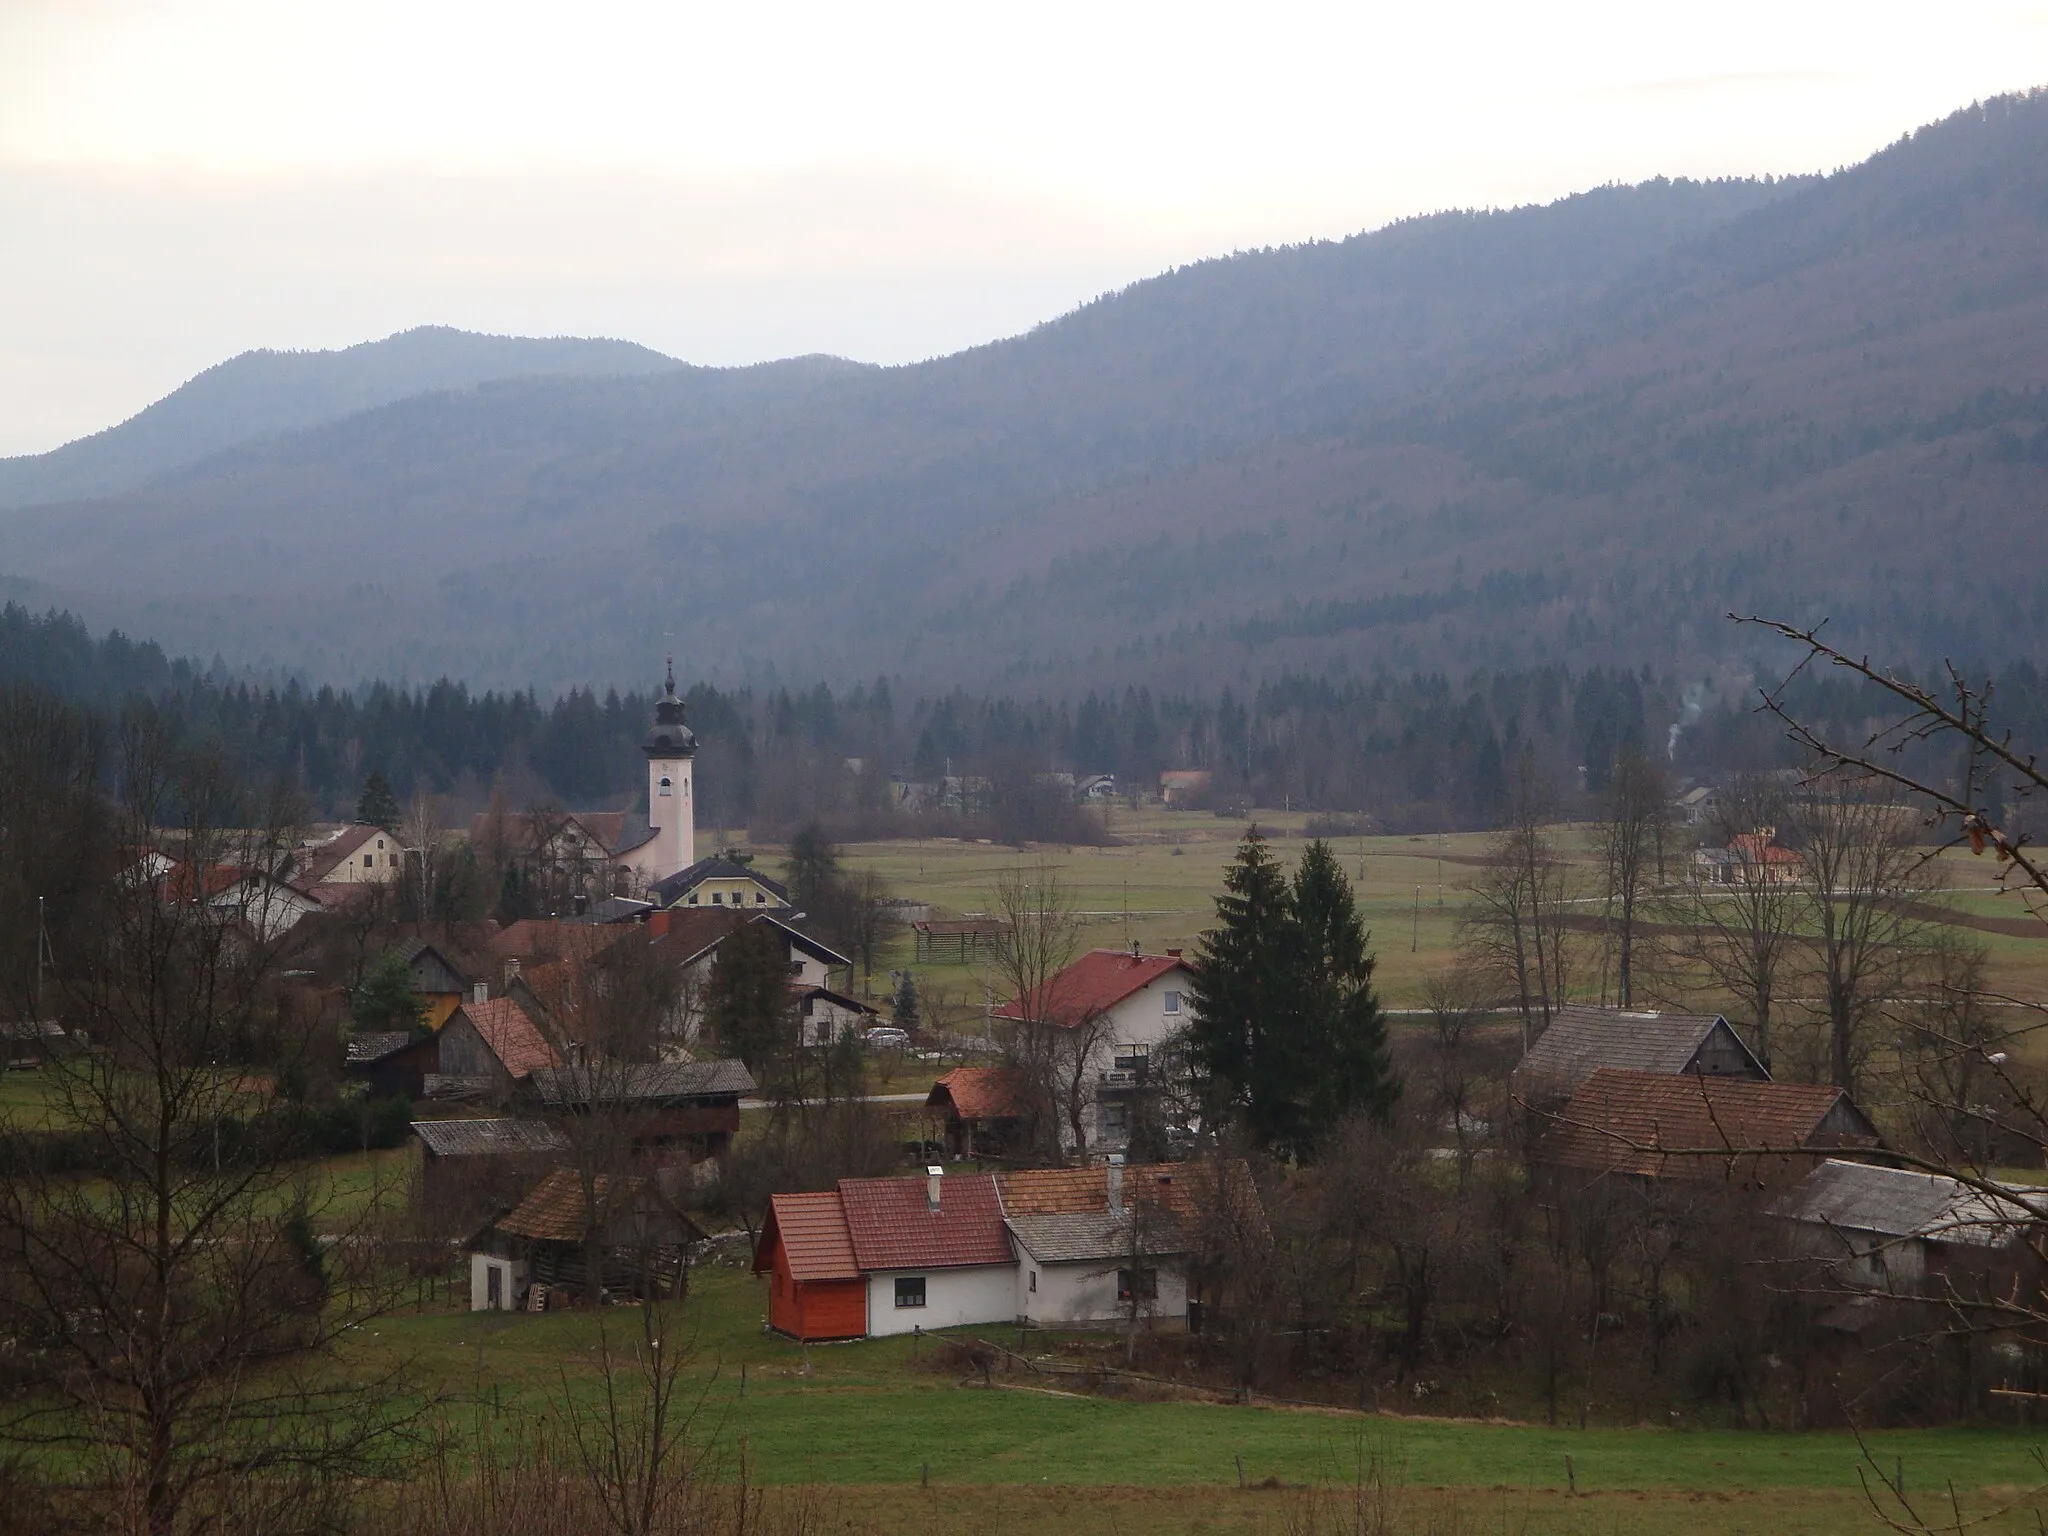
642 656 696 882
644 654 696 758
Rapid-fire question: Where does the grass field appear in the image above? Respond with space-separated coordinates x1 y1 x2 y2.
815 808 2048 1012
334 1262 2048 1534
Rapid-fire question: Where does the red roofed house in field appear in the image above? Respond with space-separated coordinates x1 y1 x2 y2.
753 1161 1251 1340
993 946 1195 1153
754 1168 1012 1339
435 995 562 1105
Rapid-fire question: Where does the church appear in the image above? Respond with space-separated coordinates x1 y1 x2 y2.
611 661 790 913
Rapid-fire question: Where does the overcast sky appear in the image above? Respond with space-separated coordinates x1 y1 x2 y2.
4 0 2046 456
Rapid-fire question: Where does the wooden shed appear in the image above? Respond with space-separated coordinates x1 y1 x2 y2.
754 1190 866 1341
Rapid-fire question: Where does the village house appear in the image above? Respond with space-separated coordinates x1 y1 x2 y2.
650 855 791 913
1693 827 1802 887
791 982 878 1046
1158 770 1212 807
752 1160 1242 1340
993 946 1196 1153
1510 1004 1770 1108
1775 1158 2043 1296
294 823 402 887
433 994 562 1105
1533 1067 1882 1190
467 1167 703 1312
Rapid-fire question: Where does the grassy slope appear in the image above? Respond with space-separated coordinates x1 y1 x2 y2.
340 1264 2048 1532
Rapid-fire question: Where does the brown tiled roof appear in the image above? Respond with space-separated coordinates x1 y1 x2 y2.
650 908 748 961
757 1190 860 1282
927 1067 1027 1122
994 949 1189 1027
996 1163 1210 1220
1538 1068 1880 1179
498 1167 624 1242
457 996 560 1080
489 919 633 963
839 1172 1011 1271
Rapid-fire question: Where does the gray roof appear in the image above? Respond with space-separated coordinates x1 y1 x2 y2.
410 1117 569 1157
526 1059 756 1106
1511 1005 1760 1099
346 1031 418 1064
1778 1159 2042 1249
652 856 791 906
1005 1210 1189 1264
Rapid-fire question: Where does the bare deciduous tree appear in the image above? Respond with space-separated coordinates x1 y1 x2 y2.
1596 747 1668 1009
0 717 421 1536
1462 763 1578 1050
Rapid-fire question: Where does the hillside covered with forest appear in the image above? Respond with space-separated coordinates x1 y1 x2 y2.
2 93 2045 694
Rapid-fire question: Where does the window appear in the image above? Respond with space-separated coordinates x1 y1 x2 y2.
755 891 768 904
1101 1101 1130 1133
1028 1270 1037 1294
686 894 699 906
788 962 804 977
1162 990 1182 1016
376 839 385 851
1116 1268 1157 1303
894 1276 926 1309
711 892 723 905
659 776 673 797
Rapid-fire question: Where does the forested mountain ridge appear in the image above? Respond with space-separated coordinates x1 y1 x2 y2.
3 92 2045 694
0 326 700 508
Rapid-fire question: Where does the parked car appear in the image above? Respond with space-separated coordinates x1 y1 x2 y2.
865 1026 911 1050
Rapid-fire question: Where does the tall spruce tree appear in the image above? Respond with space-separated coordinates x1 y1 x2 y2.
1289 839 1399 1144
1186 827 1293 1146
355 769 401 833
1187 829 1398 1159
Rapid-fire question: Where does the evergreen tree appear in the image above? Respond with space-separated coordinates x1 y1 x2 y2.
355 769 401 832
1187 830 1399 1160
1288 839 1399 1146
784 822 842 913
705 920 796 1086
349 950 426 1035
890 970 921 1033
1185 827 1293 1146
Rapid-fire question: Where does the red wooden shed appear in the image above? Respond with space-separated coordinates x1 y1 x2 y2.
754 1190 866 1340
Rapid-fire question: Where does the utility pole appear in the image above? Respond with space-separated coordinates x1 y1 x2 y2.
1437 831 1444 908
35 895 48 1022
1412 885 1420 953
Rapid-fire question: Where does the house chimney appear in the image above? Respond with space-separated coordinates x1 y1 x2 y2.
472 980 489 1006
926 1165 944 1213
1106 1153 1125 1214
1166 948 1182 959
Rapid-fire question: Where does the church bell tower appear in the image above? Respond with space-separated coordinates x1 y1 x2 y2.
643 657 697 881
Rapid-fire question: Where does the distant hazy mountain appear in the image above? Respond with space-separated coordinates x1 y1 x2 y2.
0 326 688 508
4 91 2045 693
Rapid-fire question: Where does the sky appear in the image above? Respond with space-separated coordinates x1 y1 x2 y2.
3 0 2047 455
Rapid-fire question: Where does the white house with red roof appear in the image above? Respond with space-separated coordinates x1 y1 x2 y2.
752 1161 1239 1340
993 946 1197 1152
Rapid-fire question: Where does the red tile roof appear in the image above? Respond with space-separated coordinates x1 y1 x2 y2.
993 949 1189 1027
489 919 634 963
1538 1068 1880 1180
839 1172 1011 1271
926 1067 1027 1122
459 996 560 1081
757 1190 860 1283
